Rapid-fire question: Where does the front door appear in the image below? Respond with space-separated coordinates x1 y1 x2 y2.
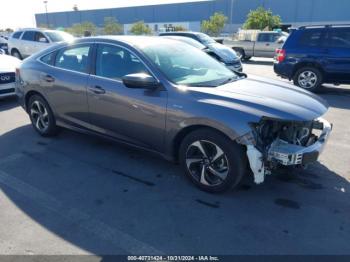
87 43 167 152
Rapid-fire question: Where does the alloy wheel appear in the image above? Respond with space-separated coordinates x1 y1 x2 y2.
185 140 229 186
298 71 317 89
30 100 49 132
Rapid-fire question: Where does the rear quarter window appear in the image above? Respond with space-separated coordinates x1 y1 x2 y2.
40 52 56 65
12 31 23 39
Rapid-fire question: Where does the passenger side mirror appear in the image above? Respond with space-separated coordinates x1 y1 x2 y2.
39 37 48 43
122 73 161 89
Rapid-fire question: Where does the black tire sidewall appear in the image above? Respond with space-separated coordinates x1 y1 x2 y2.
293 67 323 92
11 49 22 60
28 95 57 136
179 128 246 193
234 49 245 61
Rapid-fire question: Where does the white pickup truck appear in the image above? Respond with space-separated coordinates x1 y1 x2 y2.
224 31 288 60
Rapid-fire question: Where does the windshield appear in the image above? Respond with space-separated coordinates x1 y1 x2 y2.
196 33 216 45
164 36 206 50
141 41 238 87
45 31 74 42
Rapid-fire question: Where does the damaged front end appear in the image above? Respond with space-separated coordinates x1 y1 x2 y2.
237 117 332 184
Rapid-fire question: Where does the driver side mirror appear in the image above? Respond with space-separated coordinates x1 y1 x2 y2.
122 73 161 89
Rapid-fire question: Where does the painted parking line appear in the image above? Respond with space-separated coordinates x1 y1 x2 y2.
0 169 163 255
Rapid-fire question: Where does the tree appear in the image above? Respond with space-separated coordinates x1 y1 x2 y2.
130 21 152 35
173 25 187 32
65 22 97 36
243 6 281 30
201 12 227 36
103 17 123 35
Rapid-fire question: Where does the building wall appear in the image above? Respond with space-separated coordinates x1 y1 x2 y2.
35 0 350 33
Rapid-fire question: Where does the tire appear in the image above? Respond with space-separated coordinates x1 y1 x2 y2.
179 128 246 193
293 67 323 92
234 48 245 61
242 56 252 61
28 94 58 136
11 49 22 60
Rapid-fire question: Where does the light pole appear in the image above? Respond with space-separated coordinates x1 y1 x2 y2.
43 1 49 28
230 0 234 29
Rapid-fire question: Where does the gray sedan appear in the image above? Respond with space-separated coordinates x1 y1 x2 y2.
17 36 331 193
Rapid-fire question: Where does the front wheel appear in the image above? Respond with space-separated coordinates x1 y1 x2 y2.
28 95 58 136
179 129 246 193
293 67 323 92
11 49 22 60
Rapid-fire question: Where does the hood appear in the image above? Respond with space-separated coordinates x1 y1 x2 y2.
207 42 239 63
0 55 21 72
189 74 328 121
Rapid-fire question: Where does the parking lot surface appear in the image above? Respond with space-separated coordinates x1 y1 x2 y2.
0 59 349 255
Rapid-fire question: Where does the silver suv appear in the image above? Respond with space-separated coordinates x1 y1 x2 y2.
8 28 74 59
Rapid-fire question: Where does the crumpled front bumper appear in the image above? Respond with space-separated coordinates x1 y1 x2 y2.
267 118 332 166
244 117 332 184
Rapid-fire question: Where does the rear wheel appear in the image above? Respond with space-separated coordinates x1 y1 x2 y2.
234 48 245 61
11 49 22 60
28 95 58 136
179 128 246 193
293 67 323 92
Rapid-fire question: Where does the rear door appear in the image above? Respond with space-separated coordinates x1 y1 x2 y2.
20 31 36 57
323 27 350 83
42 43 92 129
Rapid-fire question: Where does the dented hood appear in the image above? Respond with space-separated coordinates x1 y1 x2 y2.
191 74 328 121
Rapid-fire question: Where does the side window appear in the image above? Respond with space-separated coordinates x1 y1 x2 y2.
12 31 23 39
298 29 323 47
328 28 350 49
55 45 91 73
95 44 149 80
257 33 278 42
22 31 36 41
35 32 49 43
40 52 55 65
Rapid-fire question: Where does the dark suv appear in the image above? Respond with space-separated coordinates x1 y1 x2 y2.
274 25 350 92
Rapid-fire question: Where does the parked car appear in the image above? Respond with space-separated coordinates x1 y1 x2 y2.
0 53 21 98
17 36 331 193
8 28 74 59
162 35 243 72
0 36 8 54
224 31 288 60
274 25 350 92
159 32 242 72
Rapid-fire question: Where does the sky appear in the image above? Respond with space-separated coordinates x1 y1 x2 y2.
0 0 207 30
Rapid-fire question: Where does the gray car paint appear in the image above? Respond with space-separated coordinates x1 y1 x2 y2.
17 36 329 161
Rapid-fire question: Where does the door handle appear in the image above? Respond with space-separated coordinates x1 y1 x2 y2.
265 43 270 46
89 85 106 94
43 74 55 83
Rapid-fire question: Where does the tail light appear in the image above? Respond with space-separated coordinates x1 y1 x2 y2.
15 68 21 81
275 48 286 62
